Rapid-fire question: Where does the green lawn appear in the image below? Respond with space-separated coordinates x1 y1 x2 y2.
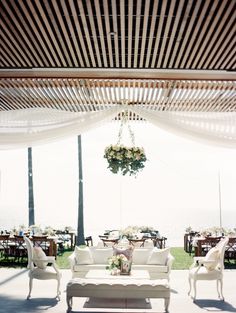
170 247 193 269
56 250 72 269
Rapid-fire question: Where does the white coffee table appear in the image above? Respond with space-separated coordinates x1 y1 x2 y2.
66 269 170 312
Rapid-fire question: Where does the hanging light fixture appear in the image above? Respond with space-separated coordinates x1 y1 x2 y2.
104 105 147 177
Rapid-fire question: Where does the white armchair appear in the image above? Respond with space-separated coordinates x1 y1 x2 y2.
188 237 229 301
24 236 62 300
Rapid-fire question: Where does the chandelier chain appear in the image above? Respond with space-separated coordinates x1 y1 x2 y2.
117 110 135 146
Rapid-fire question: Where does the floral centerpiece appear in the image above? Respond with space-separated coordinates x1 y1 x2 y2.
140 226 155 233
199 226 236 237
44 226 55 236
106 254 128 275
28 224 42 236
121 226 140 239
121 225 156 239
104 144 146 176
185 226 193 233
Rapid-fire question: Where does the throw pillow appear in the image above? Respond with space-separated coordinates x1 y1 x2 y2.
92 248 113 264
132 248 152 264
33 246 48 269
147 247 170 265
204 247 219 271
74 246 94 265
113 246 133 260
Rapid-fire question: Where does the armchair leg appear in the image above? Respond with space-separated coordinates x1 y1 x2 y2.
27 277 33 300
219 279 224 301
56 278 61 300
193 280 197 300
216 279 220 299
188 276 191 296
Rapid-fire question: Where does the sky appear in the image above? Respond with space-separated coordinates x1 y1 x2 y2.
0 121 236 246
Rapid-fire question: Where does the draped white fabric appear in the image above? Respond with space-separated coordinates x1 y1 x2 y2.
130 107 236 149
0 106 236 149
0 107 121 149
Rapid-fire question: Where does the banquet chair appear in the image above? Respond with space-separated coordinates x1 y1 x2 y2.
85 236 93 246
101 238 119 247
188 237 229 301
31 235 50 255
24 236 61 300
200 236 222 256
224 237 236 262
0 234 10 259
129 238 146 247
13 235 28 262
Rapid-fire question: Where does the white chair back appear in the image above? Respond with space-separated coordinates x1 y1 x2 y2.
24 236 34 270
215 237 229 271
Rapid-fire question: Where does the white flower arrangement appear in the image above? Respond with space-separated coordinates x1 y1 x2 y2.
121 225 154 239
185 226 192 233
104 144 147 176
44 226 55 236
140 226 155 233
18 224 27 231
106 254 128 273
29 224 42 235
121 226 138 239
189 226 236 237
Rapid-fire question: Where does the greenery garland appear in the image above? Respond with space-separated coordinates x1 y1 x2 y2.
104 144 147 176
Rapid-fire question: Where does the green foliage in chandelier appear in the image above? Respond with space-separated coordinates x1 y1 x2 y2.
104 144 147 176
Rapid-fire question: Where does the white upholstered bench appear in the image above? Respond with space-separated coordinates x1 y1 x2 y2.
66 277 170 312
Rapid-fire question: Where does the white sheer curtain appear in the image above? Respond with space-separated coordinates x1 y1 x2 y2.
0 105 236 149
0 107 121 149
130 106 236 149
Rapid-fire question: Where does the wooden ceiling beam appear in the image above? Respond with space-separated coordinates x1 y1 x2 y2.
0 69 235 80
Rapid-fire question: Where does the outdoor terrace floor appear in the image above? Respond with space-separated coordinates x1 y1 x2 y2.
0 268 235 313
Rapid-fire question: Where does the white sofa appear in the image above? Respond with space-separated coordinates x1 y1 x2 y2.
68 246 174 280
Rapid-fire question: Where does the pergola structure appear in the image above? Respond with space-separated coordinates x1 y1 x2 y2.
0 0 236 148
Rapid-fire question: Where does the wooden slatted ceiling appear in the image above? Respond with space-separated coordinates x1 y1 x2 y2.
0 0 235 70
0 79 235 113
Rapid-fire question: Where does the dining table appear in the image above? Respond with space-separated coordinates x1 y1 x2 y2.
0 234 58 261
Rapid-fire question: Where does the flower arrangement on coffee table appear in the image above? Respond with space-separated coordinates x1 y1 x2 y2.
106 254 131 275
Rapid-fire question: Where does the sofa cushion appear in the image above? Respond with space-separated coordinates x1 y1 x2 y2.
33 246 48 269
91 248 113 264
132 248 152 264
147 248 170 265
75 246 94 265
113 246 133 260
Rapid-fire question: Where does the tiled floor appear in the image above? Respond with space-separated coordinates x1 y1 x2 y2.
0 268 235 313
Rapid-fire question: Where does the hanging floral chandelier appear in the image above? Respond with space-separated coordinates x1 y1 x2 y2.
104 110 147 176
